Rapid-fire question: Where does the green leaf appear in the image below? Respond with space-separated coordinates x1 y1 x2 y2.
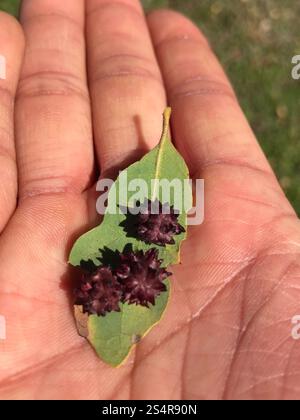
69 108 192 366
75 281 170 367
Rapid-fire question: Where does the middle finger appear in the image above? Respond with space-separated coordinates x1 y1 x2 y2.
86 0 166 175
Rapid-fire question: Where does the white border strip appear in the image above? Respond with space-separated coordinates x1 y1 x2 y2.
0 315 6 340
0 54 6 80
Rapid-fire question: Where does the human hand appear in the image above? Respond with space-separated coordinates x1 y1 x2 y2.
0 0 300 400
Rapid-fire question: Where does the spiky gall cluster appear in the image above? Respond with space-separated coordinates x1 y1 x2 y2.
75 249 171 315
75 267 122 316
134 199 185 246
115 248 171 307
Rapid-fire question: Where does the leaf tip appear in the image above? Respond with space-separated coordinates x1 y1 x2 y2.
160 107 172 143
163 106 172 123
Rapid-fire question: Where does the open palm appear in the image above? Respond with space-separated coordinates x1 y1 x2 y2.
1 0 300 400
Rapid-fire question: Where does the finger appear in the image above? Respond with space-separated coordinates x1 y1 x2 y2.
86 0 166 175
147 11 294 216
16 0 94 201
0 13 24 232
147 10 274 174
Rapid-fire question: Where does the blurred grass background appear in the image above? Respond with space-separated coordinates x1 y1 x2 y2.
1 0 299 214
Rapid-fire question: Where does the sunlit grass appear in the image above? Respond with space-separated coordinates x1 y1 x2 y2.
0 0 19 15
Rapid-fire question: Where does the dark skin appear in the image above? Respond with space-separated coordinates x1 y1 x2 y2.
0 0 300 400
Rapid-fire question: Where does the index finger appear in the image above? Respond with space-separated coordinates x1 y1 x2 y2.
147 10 295 217
148 11 273 175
